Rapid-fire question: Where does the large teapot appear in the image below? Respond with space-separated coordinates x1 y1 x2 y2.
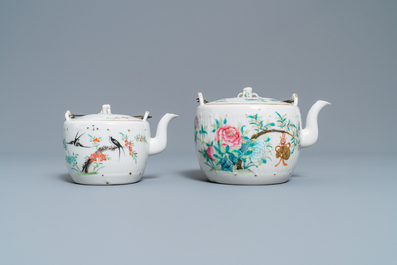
194 87 329 185
63 104 178 185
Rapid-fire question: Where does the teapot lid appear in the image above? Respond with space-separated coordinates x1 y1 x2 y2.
65 104 150 122
201 87 297 106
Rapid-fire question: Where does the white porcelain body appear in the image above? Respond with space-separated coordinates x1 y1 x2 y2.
195 104 302 185
63 120 150 185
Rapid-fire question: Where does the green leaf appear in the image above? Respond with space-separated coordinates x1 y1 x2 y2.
216 119 220 128
212 129 216 133
240 125 245 133
224 119 227 124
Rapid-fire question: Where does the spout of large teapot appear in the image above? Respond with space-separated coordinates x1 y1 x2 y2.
300 100 330 148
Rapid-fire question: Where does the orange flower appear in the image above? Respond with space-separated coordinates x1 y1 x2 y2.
89 152 107 163
93 138 100 143
125 140 128 143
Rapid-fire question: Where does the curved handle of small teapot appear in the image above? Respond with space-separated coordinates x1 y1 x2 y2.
143 111 150 121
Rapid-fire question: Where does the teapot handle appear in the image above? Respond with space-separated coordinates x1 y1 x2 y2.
282 94 298 106
65 110 71 121
196 92 209 105
143 111 150 121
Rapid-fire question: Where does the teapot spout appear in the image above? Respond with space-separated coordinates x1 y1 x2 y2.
149 113 178 156
301 100 330 148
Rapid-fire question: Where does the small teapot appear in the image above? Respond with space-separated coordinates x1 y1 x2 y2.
63 104 178 185
194 87 330 185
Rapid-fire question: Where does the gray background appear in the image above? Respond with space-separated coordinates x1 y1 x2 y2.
1 1 397 264
1 0 396 155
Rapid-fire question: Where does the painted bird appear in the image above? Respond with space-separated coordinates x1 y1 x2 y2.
109 136 124 158
67 132 90 148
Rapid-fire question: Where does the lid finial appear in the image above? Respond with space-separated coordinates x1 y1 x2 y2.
101 104 111 114
243 87 252 97
238 87 257 98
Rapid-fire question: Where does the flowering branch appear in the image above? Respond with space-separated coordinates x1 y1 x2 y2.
82 145 117 173
236 129 292 170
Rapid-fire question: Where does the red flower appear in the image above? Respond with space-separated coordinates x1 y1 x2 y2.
215 125 242 148
206 146 215 160
89 152 107 163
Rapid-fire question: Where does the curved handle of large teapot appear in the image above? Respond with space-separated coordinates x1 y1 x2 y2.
198 92 205 105
65 110 71 121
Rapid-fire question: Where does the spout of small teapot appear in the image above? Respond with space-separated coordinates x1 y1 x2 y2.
149 113 178 156
300 100 330 148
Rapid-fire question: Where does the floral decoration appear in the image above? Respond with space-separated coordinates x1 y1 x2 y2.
64 131 147 175
195 112 300 173
120 133 138 163
135 134 147 143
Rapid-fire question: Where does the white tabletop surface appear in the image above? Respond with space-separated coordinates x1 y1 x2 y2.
1 152 396 265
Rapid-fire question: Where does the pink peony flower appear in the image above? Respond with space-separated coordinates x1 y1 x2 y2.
216 125 242 148
206 146 215 160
